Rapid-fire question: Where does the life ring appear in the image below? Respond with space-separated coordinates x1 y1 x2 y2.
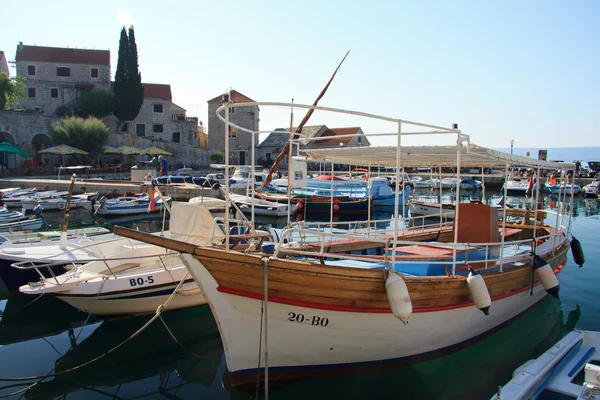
58 200 66 210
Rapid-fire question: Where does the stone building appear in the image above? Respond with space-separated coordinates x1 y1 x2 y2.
0 51 9 76
258 125 370 167
117 82 199 147
14 42 111 114
0 42 207 168
207 90 259 165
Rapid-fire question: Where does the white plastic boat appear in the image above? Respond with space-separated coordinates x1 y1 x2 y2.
229 193 297 217
19 246 205 316
493 330 600 400
583 180 600 198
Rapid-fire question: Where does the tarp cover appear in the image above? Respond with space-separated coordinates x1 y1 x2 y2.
168 202 223 246
305 144 574 169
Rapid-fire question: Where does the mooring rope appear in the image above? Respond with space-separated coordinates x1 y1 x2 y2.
0 272 190 383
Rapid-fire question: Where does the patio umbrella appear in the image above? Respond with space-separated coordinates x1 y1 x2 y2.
116 146 145 155
143 146 172 156
102 145 121 154
0 142 29 158
39 144 88 167
38 144 88 155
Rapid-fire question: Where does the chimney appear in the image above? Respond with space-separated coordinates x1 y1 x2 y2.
18 42 23 52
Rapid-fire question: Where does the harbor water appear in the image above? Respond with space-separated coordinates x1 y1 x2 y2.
0 193 598 399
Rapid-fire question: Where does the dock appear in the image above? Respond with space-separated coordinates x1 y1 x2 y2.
0 178 220 201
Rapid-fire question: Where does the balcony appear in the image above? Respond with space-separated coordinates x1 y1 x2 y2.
172 114 198 123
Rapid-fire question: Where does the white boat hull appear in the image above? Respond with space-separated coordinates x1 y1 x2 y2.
58 281 205 316
182 254 549 386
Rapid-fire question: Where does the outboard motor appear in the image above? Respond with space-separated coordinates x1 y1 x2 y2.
570 235 585 268
93 196 107 216
33 204 49 228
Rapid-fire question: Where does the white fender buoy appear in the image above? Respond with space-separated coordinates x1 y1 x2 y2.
467 268 491 315
534 255 559 298
385 273 412 325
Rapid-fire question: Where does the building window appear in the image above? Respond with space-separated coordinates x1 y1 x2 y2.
136 124 145 137
265 152 272 160
27 65 35 76
27 87 36 98
56 67 71 77
172 132 181 143
228 107 235 114
153 104 163 113
121 122 129 132
153 124 164 133
357 136 362 144
90 68 99 78
50 88 59 98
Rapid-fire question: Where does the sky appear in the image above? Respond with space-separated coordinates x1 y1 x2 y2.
2 0 598 149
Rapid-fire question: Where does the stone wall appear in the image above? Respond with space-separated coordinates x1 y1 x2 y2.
0 110 210 168
0 110 56 166
15 61 110 113
207 102 259 165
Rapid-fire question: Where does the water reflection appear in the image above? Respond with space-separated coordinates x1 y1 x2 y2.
24 305 223 400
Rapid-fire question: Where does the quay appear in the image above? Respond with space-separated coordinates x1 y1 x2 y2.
0 175 594 202
0 178 220 201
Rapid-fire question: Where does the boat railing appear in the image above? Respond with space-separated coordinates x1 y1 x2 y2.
273 226 568 275
287 214 454 239
11 250 180 284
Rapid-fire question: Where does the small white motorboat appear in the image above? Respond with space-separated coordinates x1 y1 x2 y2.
409 199 456 219
411 176 433 188
20 196 88 211
19 246 206 316
504 177 539 195
229 193 298 217
0 226 111 244
493 330 600 400
583 180 600 198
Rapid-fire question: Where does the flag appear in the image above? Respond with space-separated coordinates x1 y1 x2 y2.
526 172 537 195
148 188 159 212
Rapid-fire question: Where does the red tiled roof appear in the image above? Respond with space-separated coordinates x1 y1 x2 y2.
317 127 361 145
208 90 255 103
142 83 172 100
15 44 110 66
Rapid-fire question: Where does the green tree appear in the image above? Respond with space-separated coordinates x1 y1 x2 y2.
50 117 110 154
210 150 224 163
113 26 144 130
0 73 26 110
76 89 113 118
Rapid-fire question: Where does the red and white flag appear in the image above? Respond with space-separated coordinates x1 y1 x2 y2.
148 188 159 212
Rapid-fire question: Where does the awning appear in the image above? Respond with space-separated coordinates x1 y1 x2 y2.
304 144 575 169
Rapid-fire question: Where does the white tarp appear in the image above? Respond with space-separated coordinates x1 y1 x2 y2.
168 202 224 246
305 144 574 169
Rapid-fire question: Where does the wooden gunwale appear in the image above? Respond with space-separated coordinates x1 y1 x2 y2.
193 242 569 310
113 226 570 310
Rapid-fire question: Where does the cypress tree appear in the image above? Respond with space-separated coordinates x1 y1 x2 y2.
127 27 144 119
113 26 144 130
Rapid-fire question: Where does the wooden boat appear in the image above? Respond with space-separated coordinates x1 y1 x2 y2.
494 330 600 399
114 101 578 388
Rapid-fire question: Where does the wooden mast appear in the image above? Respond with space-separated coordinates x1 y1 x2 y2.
257 51 350 193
